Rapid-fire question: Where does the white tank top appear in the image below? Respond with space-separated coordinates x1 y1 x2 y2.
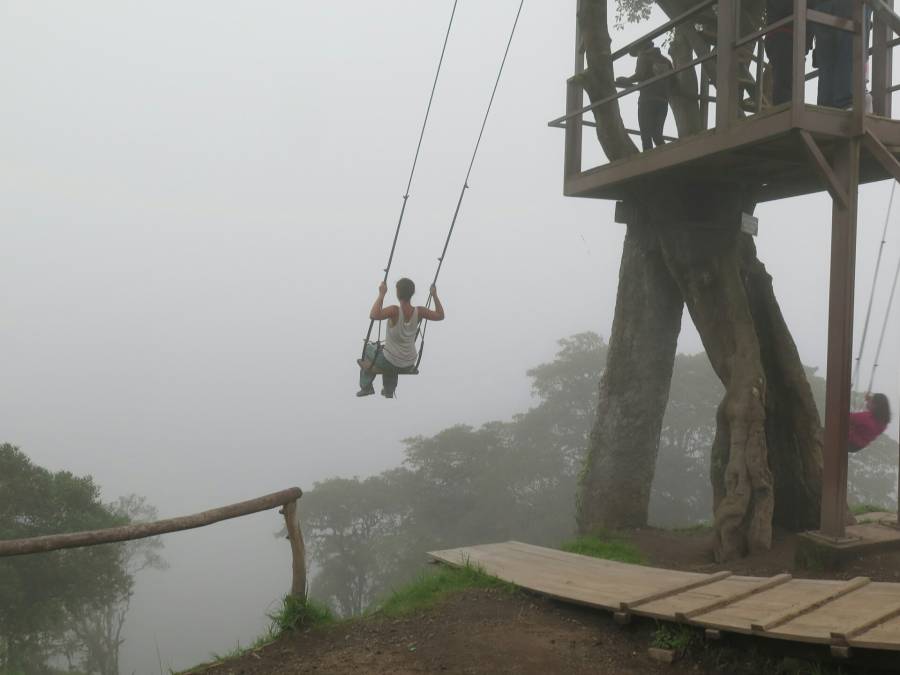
382 306 419 368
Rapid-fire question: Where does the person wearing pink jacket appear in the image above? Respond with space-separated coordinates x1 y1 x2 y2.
848 393 892 453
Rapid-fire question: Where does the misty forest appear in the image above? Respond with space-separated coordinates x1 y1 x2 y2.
4 333 897 671
5 0 900 672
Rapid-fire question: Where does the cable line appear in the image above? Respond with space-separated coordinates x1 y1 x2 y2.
361 0 459 360
415 0 525 370
866 253 900 394
853 182 895 396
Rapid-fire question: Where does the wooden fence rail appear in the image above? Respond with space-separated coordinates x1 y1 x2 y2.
0 487 307 597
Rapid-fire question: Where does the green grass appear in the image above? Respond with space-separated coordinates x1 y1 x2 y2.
850 503 891 515
374 561 516 618
268 593 335 634
175 595 335 674
560 534 645 564
651 623 699 652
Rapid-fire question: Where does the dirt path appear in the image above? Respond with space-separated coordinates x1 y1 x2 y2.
191 586 890 675
191 528 900 674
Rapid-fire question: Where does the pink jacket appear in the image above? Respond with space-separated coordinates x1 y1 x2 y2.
848 410 887 450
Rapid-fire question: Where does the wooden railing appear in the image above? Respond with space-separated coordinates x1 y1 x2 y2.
550 0 899 177
0 487 307 598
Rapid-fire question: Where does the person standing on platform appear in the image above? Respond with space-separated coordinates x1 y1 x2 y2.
813 0 854 108
813 0 872 109
765 0 798 105
615 41 672 151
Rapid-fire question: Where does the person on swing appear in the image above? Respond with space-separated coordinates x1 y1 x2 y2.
357 278 445 398
848 393 892 453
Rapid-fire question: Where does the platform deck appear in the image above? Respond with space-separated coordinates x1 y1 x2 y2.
564 106 900 203
428 541 900 653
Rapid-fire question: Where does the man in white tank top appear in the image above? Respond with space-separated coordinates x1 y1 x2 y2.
357 278 445 398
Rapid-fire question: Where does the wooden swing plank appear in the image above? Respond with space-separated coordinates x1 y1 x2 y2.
357 359 418 376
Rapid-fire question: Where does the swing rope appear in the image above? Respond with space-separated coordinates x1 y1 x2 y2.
852 181 895 397
361 0 459 360
415 0 525 370
866 252 900 394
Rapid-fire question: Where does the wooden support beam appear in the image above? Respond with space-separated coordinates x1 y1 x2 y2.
830 599 900 644
705 629 723 640
799 130 850 207
820 138 860 539
830 645 852 659
0 488 303 557
613 611 632 625
676 574 793 621
862 129 900 184
621 571 732 611
751 577 870 632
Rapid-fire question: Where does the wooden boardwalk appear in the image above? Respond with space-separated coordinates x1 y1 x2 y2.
428 541 900 654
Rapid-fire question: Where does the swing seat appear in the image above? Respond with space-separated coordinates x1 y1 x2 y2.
357 358 419 376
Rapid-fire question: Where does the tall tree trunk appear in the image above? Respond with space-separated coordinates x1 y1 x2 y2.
577 222 684 533
653 187 774 560
740 238 823 530
574 0 823 559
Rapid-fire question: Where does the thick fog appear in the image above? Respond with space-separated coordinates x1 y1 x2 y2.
2 1 899 672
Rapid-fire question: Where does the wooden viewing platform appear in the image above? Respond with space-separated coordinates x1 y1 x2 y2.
553 0 900 544
429 541 900 656
563 103 900 203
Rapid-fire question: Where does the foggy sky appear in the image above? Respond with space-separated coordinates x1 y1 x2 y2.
2 1 899 672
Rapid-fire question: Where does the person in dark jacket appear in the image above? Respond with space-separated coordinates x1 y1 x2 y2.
616 41 672 151
765 0 797 105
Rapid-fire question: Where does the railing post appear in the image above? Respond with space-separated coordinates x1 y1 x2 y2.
872 0 893 116
283 499 307 599
716 0 738 129
756 39 765 113
852 0 867 134
791 0 808 125
565 0 585 181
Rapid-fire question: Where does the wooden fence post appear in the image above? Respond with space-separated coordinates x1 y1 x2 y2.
282 499 307 599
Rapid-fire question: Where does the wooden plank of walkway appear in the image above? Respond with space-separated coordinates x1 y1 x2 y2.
832 599 900 646
775 582 900 645
428 541 900 653
675 573 793 620
751 577 871 632
621 571 733 611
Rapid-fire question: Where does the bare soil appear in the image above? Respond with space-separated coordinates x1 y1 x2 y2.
191 528 900 675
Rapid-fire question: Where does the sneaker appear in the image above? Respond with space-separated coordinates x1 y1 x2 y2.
381 388 394 399
356 386 375 397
